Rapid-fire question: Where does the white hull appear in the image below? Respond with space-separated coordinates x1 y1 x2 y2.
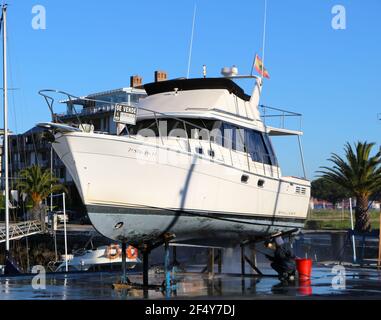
55 245 140 272
52 131 310 246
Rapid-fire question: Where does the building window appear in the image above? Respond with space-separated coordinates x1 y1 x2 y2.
41 152 47 162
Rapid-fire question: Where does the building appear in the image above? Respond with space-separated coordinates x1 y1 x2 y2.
57 85 146 135
310 197 381 211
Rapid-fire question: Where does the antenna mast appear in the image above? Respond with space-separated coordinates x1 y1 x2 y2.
1 4 9 255
261 0 268 78
186 4 197 78
249 0 268 78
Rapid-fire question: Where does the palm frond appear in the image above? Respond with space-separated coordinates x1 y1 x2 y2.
16 164 67 206
319 141 381 197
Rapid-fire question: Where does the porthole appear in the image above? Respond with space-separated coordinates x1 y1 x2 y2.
257 179 265 187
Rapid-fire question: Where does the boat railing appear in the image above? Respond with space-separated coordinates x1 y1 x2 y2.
259 104 302 132
39 89 86 129
38 89 279 175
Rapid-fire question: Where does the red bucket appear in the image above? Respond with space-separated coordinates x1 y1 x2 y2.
296 258 312 280
298 279 312 296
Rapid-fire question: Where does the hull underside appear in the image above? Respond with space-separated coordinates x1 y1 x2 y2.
87 205 305 246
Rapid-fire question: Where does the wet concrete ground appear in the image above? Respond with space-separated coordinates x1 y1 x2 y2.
1 264 381 299
1 231 380 299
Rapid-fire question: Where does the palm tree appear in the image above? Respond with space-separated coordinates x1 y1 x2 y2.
16 165 67 222
319 141 381 232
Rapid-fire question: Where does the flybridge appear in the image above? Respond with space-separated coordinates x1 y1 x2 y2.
144 77 252 101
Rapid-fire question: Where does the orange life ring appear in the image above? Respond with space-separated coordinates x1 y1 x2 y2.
127 245 138 260
106 244 121 259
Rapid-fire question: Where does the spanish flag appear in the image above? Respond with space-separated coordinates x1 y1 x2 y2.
254 54 270 79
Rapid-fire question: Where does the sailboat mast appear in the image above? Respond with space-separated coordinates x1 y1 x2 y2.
2 4 9 254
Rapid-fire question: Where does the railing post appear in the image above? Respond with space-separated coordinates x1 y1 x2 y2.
282 111 285 128
183 121 191 152
297 135 307 179
208 131 213 160
154 112 164 145
263 105 266 126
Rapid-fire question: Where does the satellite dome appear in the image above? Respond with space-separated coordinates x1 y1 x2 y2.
221 65 238 77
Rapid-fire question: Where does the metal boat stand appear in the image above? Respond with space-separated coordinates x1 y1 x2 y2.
240 240 263 276
120 241 130 285
201 248 223 278
112 233 176 295
162 241 178 297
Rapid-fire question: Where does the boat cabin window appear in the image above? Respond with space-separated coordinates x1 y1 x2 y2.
127 118 217 139
221 123 277 165
125 118 277 166
245 129 273 165
219 123 277 166
262 133 278 166
219 123 243 151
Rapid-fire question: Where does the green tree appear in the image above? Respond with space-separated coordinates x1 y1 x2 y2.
311 177 349 208
16 165 67 222
319 141 381 232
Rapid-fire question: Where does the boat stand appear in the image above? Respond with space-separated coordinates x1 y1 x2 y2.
240 241 263 276
201 248 223 277
163 241 177 297
113 233 176 295
120 242 131 285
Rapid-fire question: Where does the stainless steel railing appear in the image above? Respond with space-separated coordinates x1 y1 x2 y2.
260 104 302 131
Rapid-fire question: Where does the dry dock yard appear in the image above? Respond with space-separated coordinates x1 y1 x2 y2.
1 231 381 300
1 266 381 300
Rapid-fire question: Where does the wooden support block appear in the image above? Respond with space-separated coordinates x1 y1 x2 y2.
112 282 133 290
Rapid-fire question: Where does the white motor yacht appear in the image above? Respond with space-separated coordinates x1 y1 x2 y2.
38 75 310 247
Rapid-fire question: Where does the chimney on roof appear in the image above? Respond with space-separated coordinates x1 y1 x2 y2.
154 70 167 82
130 75 143 88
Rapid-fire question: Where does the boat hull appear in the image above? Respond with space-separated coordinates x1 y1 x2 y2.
87 204 305 246
52 131 310 246
55 245 140 272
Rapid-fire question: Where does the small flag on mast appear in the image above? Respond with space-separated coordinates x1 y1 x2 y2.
254 54 270 79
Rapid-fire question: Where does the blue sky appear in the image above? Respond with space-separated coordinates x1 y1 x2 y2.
2 0 381 178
